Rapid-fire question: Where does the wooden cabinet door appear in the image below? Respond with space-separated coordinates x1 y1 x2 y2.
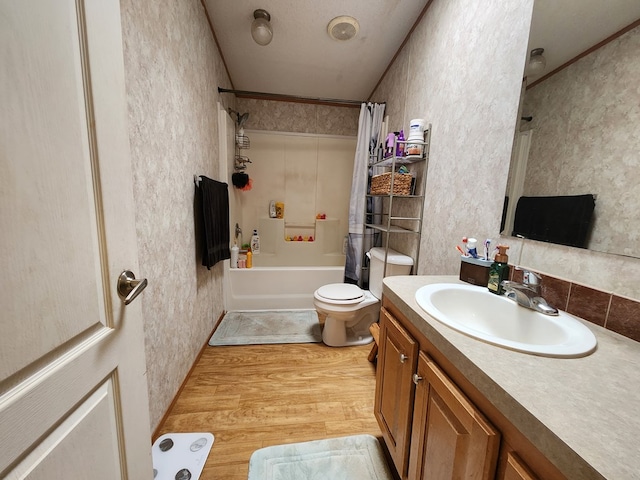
500 452 539 480
375 307 419 478
408 353 500 480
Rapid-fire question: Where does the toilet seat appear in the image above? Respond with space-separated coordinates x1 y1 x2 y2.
315 283 364 305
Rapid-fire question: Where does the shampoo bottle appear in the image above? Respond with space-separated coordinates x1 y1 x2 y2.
385 132 395 158
487 245 509 295
230 241 239 268
246 248 253 268
396 130 405 157
250 229 260 255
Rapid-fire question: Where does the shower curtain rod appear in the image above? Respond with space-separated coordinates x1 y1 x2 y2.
217 87 369 107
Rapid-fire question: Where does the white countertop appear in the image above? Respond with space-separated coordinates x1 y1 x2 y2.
383 275 640 480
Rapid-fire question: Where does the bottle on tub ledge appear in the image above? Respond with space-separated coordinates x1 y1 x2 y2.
250 229 260 255
246 248 252 268
230 240 239 269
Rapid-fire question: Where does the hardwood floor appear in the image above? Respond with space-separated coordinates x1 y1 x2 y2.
156 342 382 479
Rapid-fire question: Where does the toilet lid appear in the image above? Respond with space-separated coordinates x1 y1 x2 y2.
316 283 364 305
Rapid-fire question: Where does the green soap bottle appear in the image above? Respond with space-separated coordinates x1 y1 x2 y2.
487 245 510 295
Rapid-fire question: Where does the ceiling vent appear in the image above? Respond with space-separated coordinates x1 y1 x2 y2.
327 16 360 41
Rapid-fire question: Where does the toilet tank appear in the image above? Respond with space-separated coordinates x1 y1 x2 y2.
368 247 414 299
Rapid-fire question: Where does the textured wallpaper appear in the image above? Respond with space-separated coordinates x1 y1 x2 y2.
371 0 533 274
236 98 359 136
371 0 640 300
120 0 233 431
522 25 640 257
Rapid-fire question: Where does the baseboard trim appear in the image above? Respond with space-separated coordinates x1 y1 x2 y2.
152 310 226 441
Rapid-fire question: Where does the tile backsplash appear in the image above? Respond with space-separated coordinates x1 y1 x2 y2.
510 268 640 343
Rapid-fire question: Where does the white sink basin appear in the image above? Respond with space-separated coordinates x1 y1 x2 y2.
415 283 597 357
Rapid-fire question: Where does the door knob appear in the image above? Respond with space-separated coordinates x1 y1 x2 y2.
412 374 423 385
400 353 408 363
117 270 148 305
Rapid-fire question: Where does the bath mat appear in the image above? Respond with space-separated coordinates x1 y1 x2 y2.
208 309 322 346
152 432 214 480
247 434 394 480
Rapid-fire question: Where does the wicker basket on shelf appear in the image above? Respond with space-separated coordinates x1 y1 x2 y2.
370 172 413 195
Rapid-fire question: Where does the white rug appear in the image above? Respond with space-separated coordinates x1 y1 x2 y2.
248 434 394 480
152 432 214 480
208 309 322 346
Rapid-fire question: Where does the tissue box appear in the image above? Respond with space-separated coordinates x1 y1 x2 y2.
459 256 493 286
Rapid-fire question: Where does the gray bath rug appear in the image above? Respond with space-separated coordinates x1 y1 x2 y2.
247 434 394 480
208 309 322 346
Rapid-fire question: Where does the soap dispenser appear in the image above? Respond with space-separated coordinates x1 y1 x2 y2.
487 245 509 295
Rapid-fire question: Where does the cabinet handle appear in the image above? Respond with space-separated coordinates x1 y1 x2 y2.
412 374 423 385
400 353 408 363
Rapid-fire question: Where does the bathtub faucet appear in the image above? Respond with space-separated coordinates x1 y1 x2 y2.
235 223 242 243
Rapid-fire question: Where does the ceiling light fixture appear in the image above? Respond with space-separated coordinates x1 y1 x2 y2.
251 9 272 46
527 48 546 76
327 16 360 41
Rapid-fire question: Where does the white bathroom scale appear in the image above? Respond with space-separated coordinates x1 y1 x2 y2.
152 432 214 480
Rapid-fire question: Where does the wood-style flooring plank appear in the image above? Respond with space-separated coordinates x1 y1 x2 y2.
155 342 381 479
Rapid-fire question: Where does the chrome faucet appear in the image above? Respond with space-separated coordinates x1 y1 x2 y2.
235 223 242 243
501 269 558 316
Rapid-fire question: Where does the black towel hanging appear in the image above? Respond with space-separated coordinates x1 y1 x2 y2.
512 194 596 248
195 175 230 268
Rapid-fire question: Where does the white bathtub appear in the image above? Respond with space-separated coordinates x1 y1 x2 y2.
226 265 345 311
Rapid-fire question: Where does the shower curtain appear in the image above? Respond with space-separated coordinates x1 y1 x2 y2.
345 103 385 284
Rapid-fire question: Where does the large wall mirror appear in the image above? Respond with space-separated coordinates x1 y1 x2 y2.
502 0 640 258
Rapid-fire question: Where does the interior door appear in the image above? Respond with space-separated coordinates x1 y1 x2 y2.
0 0 152 478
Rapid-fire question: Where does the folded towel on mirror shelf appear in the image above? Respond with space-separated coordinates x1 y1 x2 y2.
512 194 595 248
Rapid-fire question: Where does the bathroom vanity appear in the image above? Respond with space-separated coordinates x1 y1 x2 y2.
377 275 640 480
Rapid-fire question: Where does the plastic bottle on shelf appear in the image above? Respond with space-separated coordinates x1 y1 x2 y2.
406 141 423 157
396 130 405 157
250 229 260 255
408 118 426 139
246 249 253 268
385 132 395 158
275 202 284 219
406 119 426 157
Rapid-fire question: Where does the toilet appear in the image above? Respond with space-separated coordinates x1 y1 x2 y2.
313 247 414 347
